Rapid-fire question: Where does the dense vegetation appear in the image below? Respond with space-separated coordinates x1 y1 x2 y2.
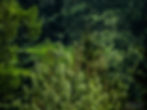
0 0 146 110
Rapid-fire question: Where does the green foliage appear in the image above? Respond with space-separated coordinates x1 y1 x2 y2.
16 42 110 110
0 0 42 109
0 0 146 110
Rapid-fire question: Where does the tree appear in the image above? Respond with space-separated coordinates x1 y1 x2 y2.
0 0 42 109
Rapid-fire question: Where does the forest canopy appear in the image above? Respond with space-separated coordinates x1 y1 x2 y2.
0 0 147 110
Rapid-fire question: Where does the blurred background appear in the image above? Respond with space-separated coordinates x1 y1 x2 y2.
0 0 147 110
